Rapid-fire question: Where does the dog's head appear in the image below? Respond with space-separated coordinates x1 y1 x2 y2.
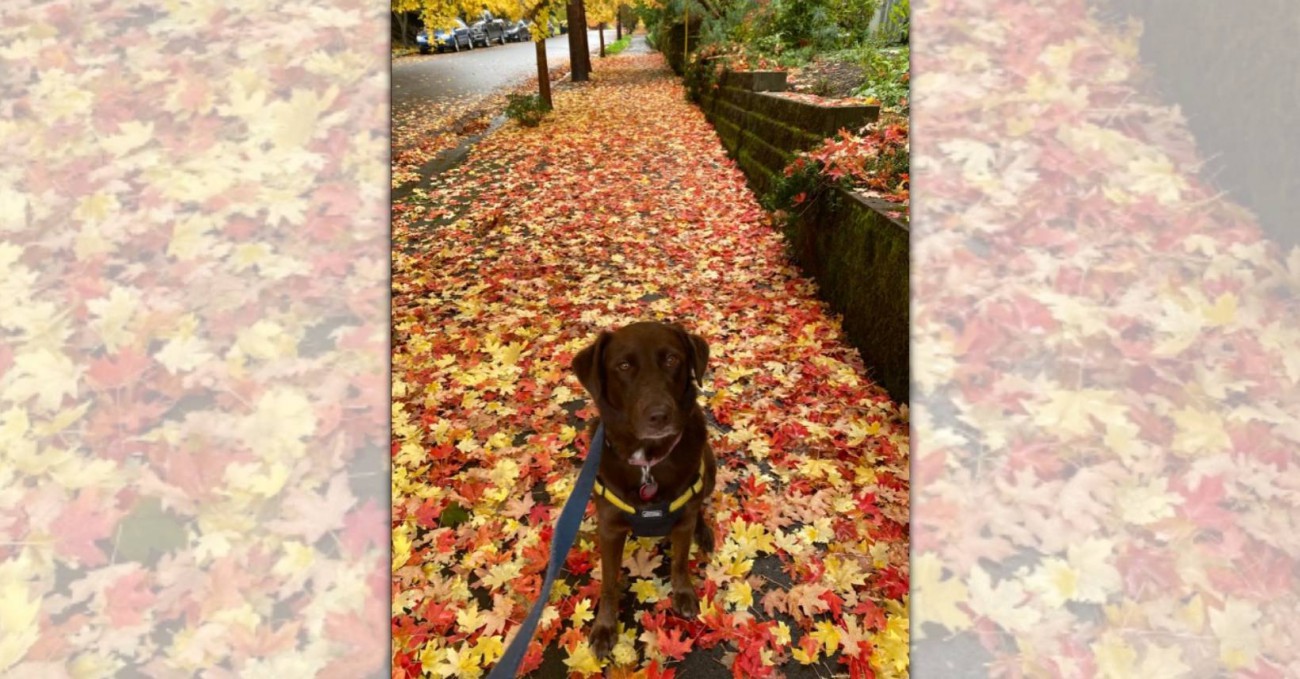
572 321 709 442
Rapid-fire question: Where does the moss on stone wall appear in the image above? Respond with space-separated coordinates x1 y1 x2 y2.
787 191 909 401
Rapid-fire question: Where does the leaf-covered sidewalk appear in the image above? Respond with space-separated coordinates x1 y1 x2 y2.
392 50 910 679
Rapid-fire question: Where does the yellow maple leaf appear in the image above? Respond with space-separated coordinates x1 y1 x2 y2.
722 554 754 579
967 567 1040 633
471 636 505 665
1031 388 1124 438
418 644 443 675
870 604 910 677
480 561 522 590
723 580 753 611
1125 152 1187 203
630 578 667 604
559 424 577 444
1091 631 1137 678
1202 292 1238 327
0 572 39 671
844 417 883 446
791 641 819 665
392 525 412 572
811 620 842 655
1024 557 1077 608
773 621 792 648
611 623 639 666
1209 597 1262 670
432 645 483 678
824 554 868 591
1169 406 1230 456
728 519 775 558
570 598 595 627
563 641 604 675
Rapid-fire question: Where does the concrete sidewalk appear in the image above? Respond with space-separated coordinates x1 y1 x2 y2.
391 49 910 679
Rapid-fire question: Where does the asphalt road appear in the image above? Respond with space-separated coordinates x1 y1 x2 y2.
392 29 613 110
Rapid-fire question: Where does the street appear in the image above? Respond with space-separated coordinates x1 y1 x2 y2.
392 29 613 111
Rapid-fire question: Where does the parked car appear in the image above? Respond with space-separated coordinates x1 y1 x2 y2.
504 20 531 42
469 11 507 47
420 19 472 53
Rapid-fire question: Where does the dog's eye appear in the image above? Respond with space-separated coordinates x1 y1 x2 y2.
665 355 679 367
618 361 632 372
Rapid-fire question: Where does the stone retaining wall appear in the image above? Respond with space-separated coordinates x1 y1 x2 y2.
695 69 909 401
786 190 909 401
698 71 878 195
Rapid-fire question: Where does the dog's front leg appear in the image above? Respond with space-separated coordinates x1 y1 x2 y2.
669 513 700 618
591 523 628 659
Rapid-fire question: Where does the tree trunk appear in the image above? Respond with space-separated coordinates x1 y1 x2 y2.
567 0 589 81
616 10 622 40
536 38 552 108
578 0 592 74
599 23 606 57
396 12 409 45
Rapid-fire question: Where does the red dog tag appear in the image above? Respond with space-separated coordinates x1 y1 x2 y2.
639 482 658 501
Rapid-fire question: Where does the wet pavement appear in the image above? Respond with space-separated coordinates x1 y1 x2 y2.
392 29 613 111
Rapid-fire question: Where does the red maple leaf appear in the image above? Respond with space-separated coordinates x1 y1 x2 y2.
656 627 695 661
340 499 388 558
646 660 676 679
51 489 120 567
819 589 845 620
104 569 154 626
86 349 154 389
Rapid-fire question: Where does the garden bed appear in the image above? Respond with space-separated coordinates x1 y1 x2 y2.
697 70 879 194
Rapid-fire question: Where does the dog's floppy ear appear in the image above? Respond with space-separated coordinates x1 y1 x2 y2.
672 324 710 386
572 331 612 399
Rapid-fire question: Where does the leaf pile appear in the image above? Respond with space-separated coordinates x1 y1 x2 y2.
784 117 910 211
392 52 910 678
1 0 389 675
912 0 1300 675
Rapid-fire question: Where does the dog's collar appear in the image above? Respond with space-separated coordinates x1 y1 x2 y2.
592 459 707 517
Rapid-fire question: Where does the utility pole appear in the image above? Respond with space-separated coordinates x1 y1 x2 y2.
683 2 689 66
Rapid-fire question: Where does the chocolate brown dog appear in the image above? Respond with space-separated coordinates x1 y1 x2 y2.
571 321 717 659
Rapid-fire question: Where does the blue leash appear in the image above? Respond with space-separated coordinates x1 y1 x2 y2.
487 423 605 679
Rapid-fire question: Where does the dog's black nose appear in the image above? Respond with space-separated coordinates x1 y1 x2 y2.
646 405 671 428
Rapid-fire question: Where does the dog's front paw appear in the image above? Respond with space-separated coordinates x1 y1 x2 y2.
590 621 618 660
671 587 699 619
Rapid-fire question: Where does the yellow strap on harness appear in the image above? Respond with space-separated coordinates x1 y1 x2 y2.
593 460 707 515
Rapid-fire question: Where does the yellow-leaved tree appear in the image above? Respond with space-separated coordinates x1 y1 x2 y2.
522 0 570 107
402 0 570 106
586 0 618 56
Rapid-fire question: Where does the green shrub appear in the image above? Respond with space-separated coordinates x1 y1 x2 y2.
639 0 886 70
768 0 844 52
504 93 551 127
851 45 909 110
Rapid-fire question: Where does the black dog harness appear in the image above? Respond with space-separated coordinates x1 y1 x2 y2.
592 460 707 537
